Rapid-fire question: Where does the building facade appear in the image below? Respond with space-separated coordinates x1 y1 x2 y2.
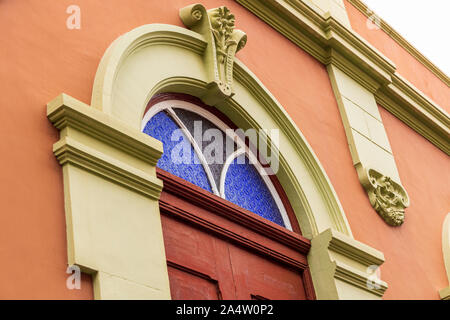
0 0 448 299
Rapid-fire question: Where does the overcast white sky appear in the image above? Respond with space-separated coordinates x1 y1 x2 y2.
363 0 450 76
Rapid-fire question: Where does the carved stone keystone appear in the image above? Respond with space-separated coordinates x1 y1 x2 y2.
180 3 247 105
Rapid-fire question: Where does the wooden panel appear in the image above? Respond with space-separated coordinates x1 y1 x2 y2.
228 244 307 300
168 263 221 300
161 214 238 300
161 214 218 277
157 169 315 300
162 213 310 300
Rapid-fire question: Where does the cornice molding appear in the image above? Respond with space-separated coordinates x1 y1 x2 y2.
334 261 387 297
346 0 450 86
236 0 396 83
235 0 450 154
47 93 164 200
309 228 388 299
48 93 163 166
377 74 450 154
324 228 385 268
53 137 163 200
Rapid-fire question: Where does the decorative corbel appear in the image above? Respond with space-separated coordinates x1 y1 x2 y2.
357 166 409 226
327 64 410 227
180 3 247 105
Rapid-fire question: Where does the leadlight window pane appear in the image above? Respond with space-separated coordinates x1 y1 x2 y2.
143 111 212 192
143 105 288 228
224 156 286 227
173 108 237 189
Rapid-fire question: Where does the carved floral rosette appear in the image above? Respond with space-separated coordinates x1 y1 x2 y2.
180 4 247 100
359 168 409 226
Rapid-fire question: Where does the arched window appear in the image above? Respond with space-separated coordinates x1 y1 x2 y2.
142 95 292 230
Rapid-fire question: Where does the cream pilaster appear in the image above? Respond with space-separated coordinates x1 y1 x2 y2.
48 94 171 300
440 213 450 300
308 228 387 300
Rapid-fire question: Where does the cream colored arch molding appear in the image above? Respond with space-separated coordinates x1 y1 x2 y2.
440 213 450 300
48 3 386 300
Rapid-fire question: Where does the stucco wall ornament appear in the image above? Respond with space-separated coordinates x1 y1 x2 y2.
359 167 409 226
180 4 247 105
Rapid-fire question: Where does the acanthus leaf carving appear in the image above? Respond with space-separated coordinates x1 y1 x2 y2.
358 167 409 226
180 3 247 104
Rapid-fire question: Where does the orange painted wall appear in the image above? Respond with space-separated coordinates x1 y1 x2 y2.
378 107 449 299
343 0 450 112
0 0 448 299
342 1 450 299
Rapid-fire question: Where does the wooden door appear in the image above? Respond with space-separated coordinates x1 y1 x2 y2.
158 169 315 300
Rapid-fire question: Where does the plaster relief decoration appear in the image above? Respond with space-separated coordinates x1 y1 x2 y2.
327 65 410 227
180 4 247 104
360 168 409 226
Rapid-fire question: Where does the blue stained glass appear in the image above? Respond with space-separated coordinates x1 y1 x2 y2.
224 157 285 227
143 111 212 192
173 108 237 189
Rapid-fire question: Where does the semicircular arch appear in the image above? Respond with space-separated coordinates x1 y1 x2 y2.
91 23 351 239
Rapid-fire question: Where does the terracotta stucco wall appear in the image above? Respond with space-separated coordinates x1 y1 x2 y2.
342 1 450 299
343 0 450 112
0 0 447 299
376 107 449 299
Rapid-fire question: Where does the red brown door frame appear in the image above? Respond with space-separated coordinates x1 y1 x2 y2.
157 168 316 300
